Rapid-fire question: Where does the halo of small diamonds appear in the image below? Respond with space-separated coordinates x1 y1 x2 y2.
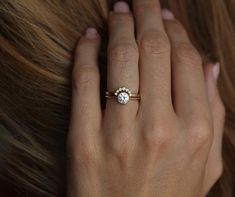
114 87 132 104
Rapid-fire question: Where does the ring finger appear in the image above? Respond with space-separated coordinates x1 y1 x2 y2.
105 1 139 124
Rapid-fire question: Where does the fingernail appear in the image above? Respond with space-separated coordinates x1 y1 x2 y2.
113 1 129 13
85 27 98 39
162 9 175 20
213 62 220 82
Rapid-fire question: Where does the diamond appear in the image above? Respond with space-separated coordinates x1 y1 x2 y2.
117 92 130 104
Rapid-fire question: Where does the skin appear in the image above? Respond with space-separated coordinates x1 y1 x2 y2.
67 1 225 196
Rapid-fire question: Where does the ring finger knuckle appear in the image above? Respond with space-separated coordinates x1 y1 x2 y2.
109 132 134 163
108 43 139 64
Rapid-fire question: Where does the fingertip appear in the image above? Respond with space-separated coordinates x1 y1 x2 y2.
205 62 220 85
85 27 99 39
162 9 175 20
113 1 130 13
212 62 220 82
203 63 213 78
77 27 101 47
204 63 221 104
75 27 101 59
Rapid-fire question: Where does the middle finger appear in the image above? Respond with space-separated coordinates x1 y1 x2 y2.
133 0 173 113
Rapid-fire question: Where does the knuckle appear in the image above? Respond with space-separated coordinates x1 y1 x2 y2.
138 31 170 56
109 133 133 163
108 43 138 63
67 138 97 166
72 66 99 91
174 43 202 67
188 119 213 150
142 121 174 152
75 147 97 167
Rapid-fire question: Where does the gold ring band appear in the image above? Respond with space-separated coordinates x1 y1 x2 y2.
105 92 140 99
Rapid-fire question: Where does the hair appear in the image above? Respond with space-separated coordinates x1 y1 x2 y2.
0 0 234 196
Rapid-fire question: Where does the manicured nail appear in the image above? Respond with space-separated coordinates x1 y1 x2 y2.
213 62 220 82
85 27 98 39
113 1 129 13
162 9 175 20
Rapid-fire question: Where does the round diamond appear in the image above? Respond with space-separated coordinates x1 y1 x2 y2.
117 92 130 104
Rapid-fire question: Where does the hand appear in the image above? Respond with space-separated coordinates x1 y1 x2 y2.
67 1 225 197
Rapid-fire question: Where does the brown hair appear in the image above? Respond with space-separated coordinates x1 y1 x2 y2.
0 0 234 196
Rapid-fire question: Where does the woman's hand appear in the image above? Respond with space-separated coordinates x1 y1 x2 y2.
67 1 225 197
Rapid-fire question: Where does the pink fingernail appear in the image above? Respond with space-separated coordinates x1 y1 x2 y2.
113 1 130 13
213 62 220 82
85 27 98 39
162 9 175 20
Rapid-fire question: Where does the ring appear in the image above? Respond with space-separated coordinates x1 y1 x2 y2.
105 87 141 105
